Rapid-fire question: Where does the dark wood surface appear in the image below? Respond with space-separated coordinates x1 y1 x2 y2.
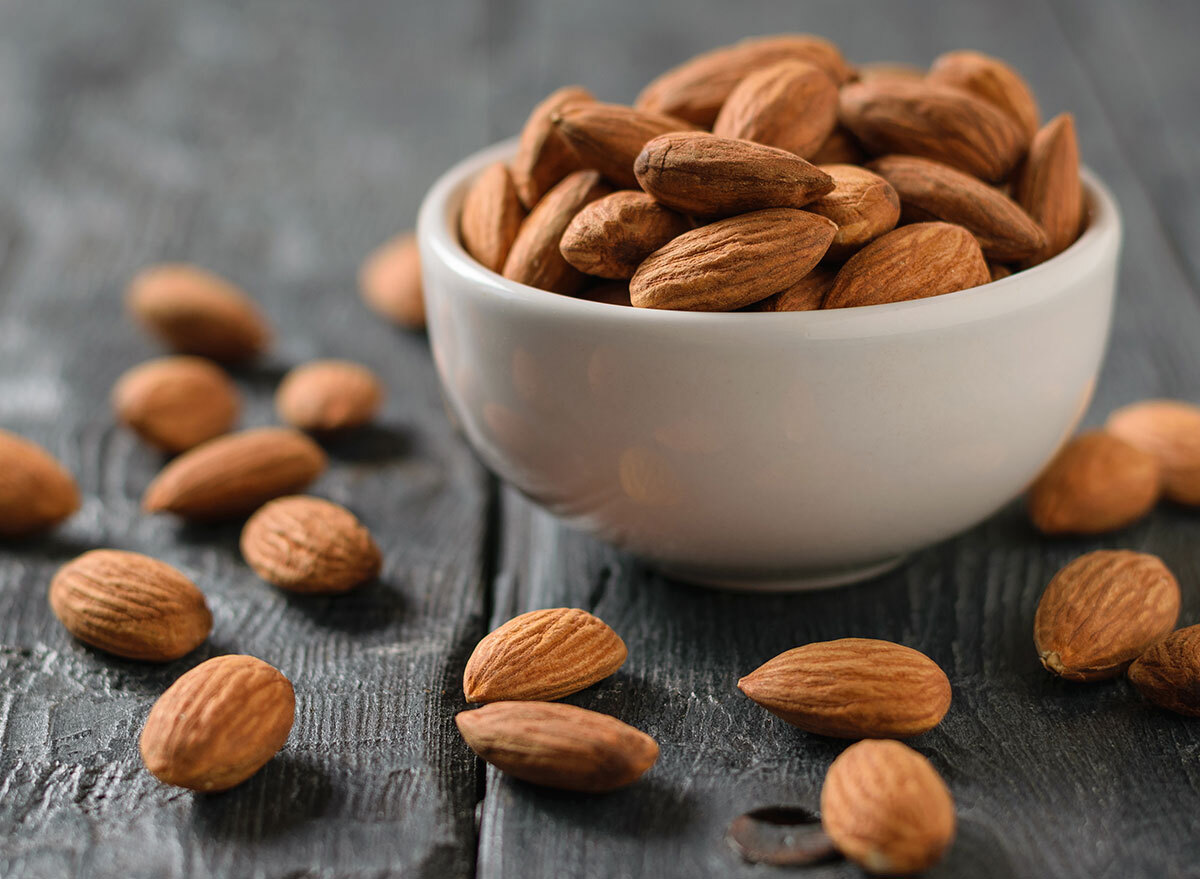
2 1 1199 877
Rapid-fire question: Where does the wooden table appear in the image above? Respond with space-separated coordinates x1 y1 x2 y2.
2 1 1198 876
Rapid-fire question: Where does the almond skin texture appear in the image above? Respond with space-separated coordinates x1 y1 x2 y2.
1015 114 1083 267
275 359 384 432
510 85 595 209
127 264 271 362
0 430 80 539
359 232 425 330
455 701 658 793
839 79 1029 182
807 164 900 261
810 127 867 165
550 102 696 190
631 208 836 311
140 654 295 792
240 495 381 594
142 427 327 521
463 607 627 703
752 267 836 312
560 191 690 280
634 132 835 219
928 49 1040 140
502 171 612 294
821 740 955 876
1106 399 1200 505
1128 625 1200 717
1026 431 1161 535
712 60 838 158
636 34 853 127
824 222 990 309
1034 550 1180 681
868 154 1047 262
738 638 951 739
49 549 212 661
112 356 240 453
460 161 527 272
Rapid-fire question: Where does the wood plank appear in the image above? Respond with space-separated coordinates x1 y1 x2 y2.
0 1 492 877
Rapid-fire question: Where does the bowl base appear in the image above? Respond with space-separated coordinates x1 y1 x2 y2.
657 555 906 592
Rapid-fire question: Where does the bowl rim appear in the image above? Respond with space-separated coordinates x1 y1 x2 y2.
417 136 1121 338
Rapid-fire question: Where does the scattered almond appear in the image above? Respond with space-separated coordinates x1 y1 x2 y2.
240 495 381 593
634 132 834 218
140 654 295 792
112 356 240 453
0 429 80 538
712 60 838 158
550 101 696 189
824 222 990 309
127 264 271 362
455 701 658 792
142 427 327 521
1026 431 1160 534
463 607 627 703
751 267 835 312
738 638 951 738
630 209 836 311
1034 550 1180 681
275 359 384 432
869 154 1047 261
807 164 900 261
821 739 955 875
1015 113 1083 266
460 161 527 273
502 170 612 294
48 549 211 661
1128 624 1200 717
1106 399 1200 505
928 49 1040 140
510 85 595 209
359 232 426 330
560 191 690 280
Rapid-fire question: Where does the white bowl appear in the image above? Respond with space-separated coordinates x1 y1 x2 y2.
417 138 1121 590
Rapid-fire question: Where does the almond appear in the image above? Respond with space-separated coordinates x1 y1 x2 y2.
821 739 955 875
636 34 854 127
275 359 384 432
359 232 425 330
990 262 1014 281
550 102 696 189
712 60 838 159
809 127 866 165
1128 625 1200 717
455 701 658 792
1106 399 1200 505
510 85 595 209
631 209 836 311
838 79 1029 182
240 495 381 593
112 356 240 453
868 154 1047 261
460 161 527 272
127 264 271 362
738 638 951 738
463 607 627 703
142 427 327 521
928 49 1040 140
807 164 900 261
49 549 211 661
1034 550 1180 681
502 171 612 294
634 133 834 218
577 281 633 307
1026 431 1160 535
559 191 690 280
751 267 835 312
0 429 80 538
856 62 926 84
1015 114 1083 266
824 222 990 309
140 654 295 792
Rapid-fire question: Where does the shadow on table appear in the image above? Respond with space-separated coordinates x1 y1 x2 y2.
513 774 699 841
280 576 406 634
317 422 411 465
191 750 333 841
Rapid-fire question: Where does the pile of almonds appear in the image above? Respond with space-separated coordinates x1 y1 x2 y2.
459 35 1085 312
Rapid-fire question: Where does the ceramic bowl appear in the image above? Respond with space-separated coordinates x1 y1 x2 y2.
417 138 1122 590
